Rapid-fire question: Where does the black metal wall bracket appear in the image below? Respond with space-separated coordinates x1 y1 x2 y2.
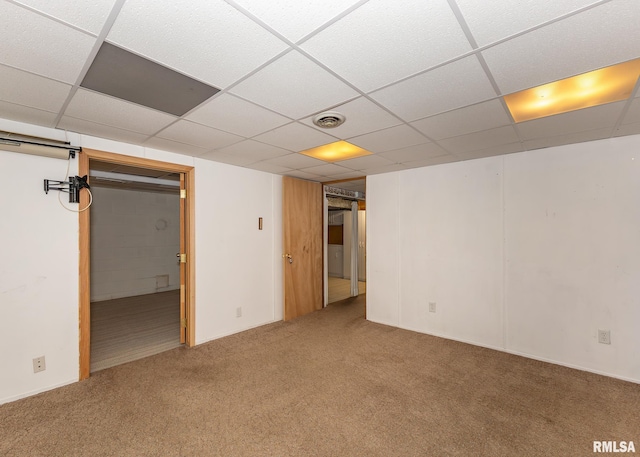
44 175 90 203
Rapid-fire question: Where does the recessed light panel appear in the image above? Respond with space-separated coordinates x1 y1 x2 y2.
81 42 220 116
504 58 640 123
300 140 373 162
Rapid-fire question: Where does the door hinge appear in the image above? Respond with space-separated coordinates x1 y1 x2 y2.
178 253 187 263
181 318 187 328
180 189 187 199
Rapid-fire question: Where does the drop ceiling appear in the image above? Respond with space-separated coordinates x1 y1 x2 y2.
0 0 639 184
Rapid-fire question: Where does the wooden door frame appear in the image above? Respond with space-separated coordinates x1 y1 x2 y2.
79 149 196 380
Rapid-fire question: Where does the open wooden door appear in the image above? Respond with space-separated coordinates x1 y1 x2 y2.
283 177 323 321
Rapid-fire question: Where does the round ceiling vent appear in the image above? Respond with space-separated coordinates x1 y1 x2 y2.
313 111 346 128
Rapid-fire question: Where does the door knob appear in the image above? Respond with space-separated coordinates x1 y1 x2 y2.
283 253 293 264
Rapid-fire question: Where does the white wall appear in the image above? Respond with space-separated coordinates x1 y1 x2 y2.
0 150 80 402
0 118 283 404
367 134 640 383
90 186 180 301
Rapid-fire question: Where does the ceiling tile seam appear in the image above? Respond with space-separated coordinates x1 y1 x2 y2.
52 0 128 127
0 61 76 88
0 98 61 116
6 0 101 37
444 0 527 148
611 78 640 134
60 113 170 139
362 0 613 98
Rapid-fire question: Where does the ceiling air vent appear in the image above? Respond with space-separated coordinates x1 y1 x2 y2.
313 111 346 128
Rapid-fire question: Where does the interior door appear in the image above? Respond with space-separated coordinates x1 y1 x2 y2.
283 176 323 320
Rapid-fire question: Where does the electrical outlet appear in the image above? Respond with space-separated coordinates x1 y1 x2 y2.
598 330 611 345
33 356 46 373
236 307 242 318
428 302 436 313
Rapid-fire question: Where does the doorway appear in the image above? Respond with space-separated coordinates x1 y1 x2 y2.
323 179 366 305
78 149 195 380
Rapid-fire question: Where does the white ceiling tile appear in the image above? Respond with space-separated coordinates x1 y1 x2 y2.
107 0 288 88
197 150 257 166
455 0 600 47
0 2 96 83
524 127 614 150
379 143 449 163
263 153 326 170
65 89 177 134
230 51 359 119
300 97 401 138
517 102 625 140
411 99 512 140
58 116 149 144
622 98 640 125
253 122 337 152
14 0 118 35
300 164 354 177
482 1 640 94
361 163 407 175
349 125 428 153
157 120 244 149
232 0 362 42
439 125 520 154
185 94 291 137
337 154 394 171
0 65 71 112
0 102 58 128
370 56 497 121
402 154 460 169
613 122 640 137
300 0 472 92
324 171 366 181
248 161 292 174
283 170 323 181
454 142 524 161
142 137 210 156
214 140 291 162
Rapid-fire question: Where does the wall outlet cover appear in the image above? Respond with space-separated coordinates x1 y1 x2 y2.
429 302 436 313
598 329 611 345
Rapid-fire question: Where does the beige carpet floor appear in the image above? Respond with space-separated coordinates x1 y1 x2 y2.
1 295 639 456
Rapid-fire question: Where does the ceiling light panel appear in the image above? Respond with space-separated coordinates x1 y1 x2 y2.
370 56 497 121
13 0 119 35
300 140 373 162
65 89 177 134
482 1 640 95
410 99 512 141
0 2 95 84
300 0 472 92
454 0 599 47
505 59 640 123
232 0 363 42
261 152 326 170
0 65 71 112
185 94 290 138
82 43 220 116
107 0 288 88
230 51 359 119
